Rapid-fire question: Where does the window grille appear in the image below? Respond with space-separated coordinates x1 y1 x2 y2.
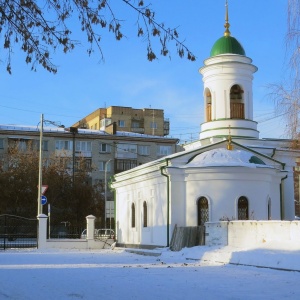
238 196 249 220
197 197 209 225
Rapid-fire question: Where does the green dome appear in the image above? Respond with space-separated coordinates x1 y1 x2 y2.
210 36 245 57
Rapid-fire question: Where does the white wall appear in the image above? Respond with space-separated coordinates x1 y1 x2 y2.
205 221 300 248
168 166 283 225
115 173 169 247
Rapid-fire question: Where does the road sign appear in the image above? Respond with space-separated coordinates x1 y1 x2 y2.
37 185 48 195
41 195 47 205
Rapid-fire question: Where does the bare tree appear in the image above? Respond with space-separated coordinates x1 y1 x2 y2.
0 0 195 74
268 0 300 141
0 142 102 226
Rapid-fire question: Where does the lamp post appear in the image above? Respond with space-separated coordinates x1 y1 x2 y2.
37 114 44 215
37 115 64 216
104 159 112 229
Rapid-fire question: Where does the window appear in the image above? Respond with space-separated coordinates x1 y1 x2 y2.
99 143 111 153
157 145 172 156
117 143 137 153
35 140 48 151
0 139 4 149
238 196 249 220
131 203 136 228
42 141 48 151
59 157 71 169
116 143 137 159
85 158 92 170
138 145 150 156
116 159 137 172
230 84 245 119
76 141 91 152
132 122 140 128
99 160 112 172
118 120 125 127
143 201 147 227
197 197 209 225
56 140 73 150
150 122 157 129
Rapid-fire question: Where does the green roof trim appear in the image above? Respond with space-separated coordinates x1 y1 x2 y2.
210 36 245 57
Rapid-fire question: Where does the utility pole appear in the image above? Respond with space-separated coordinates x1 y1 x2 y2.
37 114 43 215
104 159 112 229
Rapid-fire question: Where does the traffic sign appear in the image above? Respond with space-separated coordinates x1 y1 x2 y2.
41 195 47 205
42 185 48 195
37 185 48 195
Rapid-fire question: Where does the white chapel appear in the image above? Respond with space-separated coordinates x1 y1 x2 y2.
110 4 299 248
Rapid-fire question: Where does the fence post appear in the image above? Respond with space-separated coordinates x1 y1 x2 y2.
86 215 96 240
37 214 48 249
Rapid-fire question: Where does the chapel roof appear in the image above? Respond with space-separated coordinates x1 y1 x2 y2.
187 148 266 168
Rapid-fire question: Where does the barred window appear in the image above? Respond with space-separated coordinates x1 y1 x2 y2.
238 196 248 220
197 197 209 226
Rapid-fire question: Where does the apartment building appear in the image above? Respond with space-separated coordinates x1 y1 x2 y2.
0 124 180 226
72 106 170 136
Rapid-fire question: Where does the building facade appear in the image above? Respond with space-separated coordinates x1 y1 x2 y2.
72 106 170 137
0 124 179 226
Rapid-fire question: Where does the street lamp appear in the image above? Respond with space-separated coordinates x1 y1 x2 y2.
37 114 44 215
37 114 64 216
104 159 112 229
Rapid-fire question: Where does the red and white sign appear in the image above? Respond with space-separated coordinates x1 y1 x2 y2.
37 185 48 195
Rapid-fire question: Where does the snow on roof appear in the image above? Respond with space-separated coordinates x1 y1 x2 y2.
0 124 175 139
186 148 269 168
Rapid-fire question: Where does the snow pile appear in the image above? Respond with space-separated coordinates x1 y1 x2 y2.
187 148 267 168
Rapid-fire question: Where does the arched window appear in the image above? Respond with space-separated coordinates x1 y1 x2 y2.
230 84 244 119
143 201 147 227
205 88 212 122
197 197 209 225
131 203 135 228
238 196 248 220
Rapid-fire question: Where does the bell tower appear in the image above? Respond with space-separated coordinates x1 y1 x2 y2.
199 1 259 140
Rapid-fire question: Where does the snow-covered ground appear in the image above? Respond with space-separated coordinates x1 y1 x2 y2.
0 243 300 299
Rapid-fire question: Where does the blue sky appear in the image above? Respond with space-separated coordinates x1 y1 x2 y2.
0 0 288 143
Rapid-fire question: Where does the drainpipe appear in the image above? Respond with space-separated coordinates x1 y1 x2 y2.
280 175 288 220
271 148 276 158
160 159 170 247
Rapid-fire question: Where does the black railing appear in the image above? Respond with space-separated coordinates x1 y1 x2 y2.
0 214 37 250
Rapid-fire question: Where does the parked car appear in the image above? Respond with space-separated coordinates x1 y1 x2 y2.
80 229 115 239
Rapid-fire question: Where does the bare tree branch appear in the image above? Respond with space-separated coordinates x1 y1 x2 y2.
268 0 300 141
0 0 196 73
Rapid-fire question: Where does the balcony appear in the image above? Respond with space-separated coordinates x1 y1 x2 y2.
131 127 145 134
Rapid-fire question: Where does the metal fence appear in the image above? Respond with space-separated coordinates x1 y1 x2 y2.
0 214 37 250
48 224 85 239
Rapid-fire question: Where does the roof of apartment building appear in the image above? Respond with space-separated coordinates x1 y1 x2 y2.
0 124 179 143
